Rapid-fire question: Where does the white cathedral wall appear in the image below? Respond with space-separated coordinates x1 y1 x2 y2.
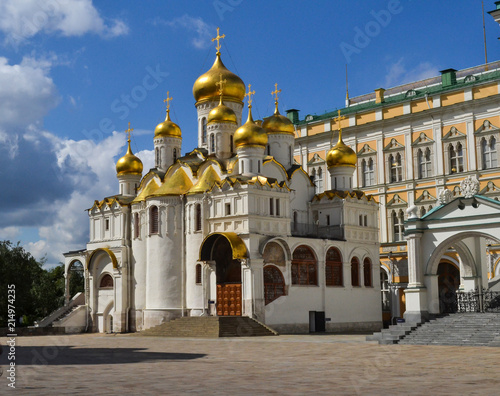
130 207 147 331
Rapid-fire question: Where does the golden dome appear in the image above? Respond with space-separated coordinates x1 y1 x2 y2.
154 110 182 138
262 102 295 134
234 106 268 149
326 134 357 168
193 53 245 103
116 140 143 176
207 97 237 125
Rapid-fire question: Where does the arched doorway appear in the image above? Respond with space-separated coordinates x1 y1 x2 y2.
437 262 460 313
214 236 242 316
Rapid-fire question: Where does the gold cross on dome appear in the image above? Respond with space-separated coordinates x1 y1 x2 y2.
125 122 133 141
244 84 255 106
215 73 227 96
334 109 347 136
271 83 281 103
212 27 225 53
163 91 172 112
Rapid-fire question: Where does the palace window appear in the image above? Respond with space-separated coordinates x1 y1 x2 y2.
351 257 360 287
195 203 202 232
362 158 375 187
149 205 159 235
363 258 372 287
316 168 323 193
326 247 343 286
449 143 464 174
99 274 113 289
134 212 140 238
291 245 317 286
392 210 405 242
195 264 202 284
481 136 497 169
202 117 207 143
264 265 285 304
417 147 432 178
389 153 403 183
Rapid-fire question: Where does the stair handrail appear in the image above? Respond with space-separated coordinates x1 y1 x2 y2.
34 292 85 327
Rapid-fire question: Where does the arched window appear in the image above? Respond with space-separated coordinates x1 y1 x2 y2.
195 203 202 232
99 274 113 289
230 135 234 153
195 264 202 284
392 210 404 242
418 148 432 178
389 153 402 182
291 245 317 285
449 143 464 173
264 265 285 304
362 158 375 187
420 206 427 218
310 168 316 184
351 257 360 286
202 117 207 143
150 206 159 235
363 258 372 287
210 134 215 153
316 168 323 193
155 147 160 167
173 148 177 162
134 212 140 238
326 247 343 286
482 136 497 169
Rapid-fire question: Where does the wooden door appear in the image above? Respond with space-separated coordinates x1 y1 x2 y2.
217 283 242 316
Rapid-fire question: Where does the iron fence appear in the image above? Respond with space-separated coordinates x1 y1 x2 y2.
457 289 500 313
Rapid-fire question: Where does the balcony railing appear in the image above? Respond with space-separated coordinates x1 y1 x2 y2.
291 223 344 240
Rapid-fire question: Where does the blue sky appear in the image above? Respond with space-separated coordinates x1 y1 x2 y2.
1 0 499 266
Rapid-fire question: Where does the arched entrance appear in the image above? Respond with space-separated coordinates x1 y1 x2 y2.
199 232 248 316
437 261 460 313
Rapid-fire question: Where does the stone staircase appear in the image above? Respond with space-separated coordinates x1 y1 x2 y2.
366 320 425 345
399 313 500 346
139 316 278 338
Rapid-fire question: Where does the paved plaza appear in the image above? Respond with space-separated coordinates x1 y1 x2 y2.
1 333 500 395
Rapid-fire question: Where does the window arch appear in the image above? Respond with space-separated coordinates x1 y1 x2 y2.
150 206 159 235
195 203 202 232
202 117 207 143
392 210 405 242
363 258 372 287
195 264 202 284
326 247 343 286
134 212 140 238
351 257 360 286
264 265 285 304
291 245 317 285
99 274 113 289
482 136 497 169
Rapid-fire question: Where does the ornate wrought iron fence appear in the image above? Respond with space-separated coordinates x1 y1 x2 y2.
457 289 500 313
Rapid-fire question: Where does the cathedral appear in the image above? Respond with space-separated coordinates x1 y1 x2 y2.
63 30 381 334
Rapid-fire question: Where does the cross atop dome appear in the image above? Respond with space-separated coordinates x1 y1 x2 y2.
125 122 133 142
163 91 173 113
215 73 227 97
244 84 255 107
271 83 281 104
212 27 225 54
334 109 347 143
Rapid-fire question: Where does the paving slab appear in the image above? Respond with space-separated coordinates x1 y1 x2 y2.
1 333 500 395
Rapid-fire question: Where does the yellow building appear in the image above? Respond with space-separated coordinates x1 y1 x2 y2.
292 62 500 324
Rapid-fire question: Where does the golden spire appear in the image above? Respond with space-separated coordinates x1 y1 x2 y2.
215 73 227 103
212 27 225 54
163 91 172 120
125 121 133 143
244 84 255 107
333 109 347 144
271 82 281 113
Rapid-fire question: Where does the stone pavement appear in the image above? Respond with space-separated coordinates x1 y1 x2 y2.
1 333 500 395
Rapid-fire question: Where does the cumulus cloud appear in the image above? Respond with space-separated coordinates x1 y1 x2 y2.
157 15 213 49
0 226 21 240
0 0 128 46
383 58 440 88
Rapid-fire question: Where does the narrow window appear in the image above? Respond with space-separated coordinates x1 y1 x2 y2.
359 215 363 226
275 198 280 216
316 167 323 193
196 264 202 284
326 215 330 226
351 257 360 287
326 247 343 286
363 258 372 287
202 118 207 143
392 210 404 242
150 206 159 235
210 134 215 153
270 198 274 216
241 161 244 174
225 202 231 216
230 135 234 152
195 204 202 231
105 218 110 231
155 147 159 167
258 161 261 173
134 213 140 238
482 136 497 169
173 148 177 162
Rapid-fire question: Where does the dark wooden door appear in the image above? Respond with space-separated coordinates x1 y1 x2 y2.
217 283 242 316
438 262 460 313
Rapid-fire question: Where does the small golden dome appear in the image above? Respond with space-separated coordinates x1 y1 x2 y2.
234 106 268 149
207 97 237 125
262 102 295 134
326 135 357 168
154 110 182 138
116 140 143 176
193 53 245 103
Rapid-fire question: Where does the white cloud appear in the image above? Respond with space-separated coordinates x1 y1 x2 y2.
0 226 21 240
0 0 128 46
383 58 440 88
136 149 155 173
159 15 213 49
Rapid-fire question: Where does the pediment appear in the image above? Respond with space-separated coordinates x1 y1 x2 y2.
387 193 407 207
475 119 499 135
357 143 377 156
480 181 500 196
423 195 500 222
415 190 436 203
307 153 325 165
412 132 434 146
443 126 466 141
384 138 405 151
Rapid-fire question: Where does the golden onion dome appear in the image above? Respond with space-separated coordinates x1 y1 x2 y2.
154 109 182 138
193 53 245 103
116 140 143 176
234 106 268 149
326 133 357 169
262 102 295 135
207 97 237 125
